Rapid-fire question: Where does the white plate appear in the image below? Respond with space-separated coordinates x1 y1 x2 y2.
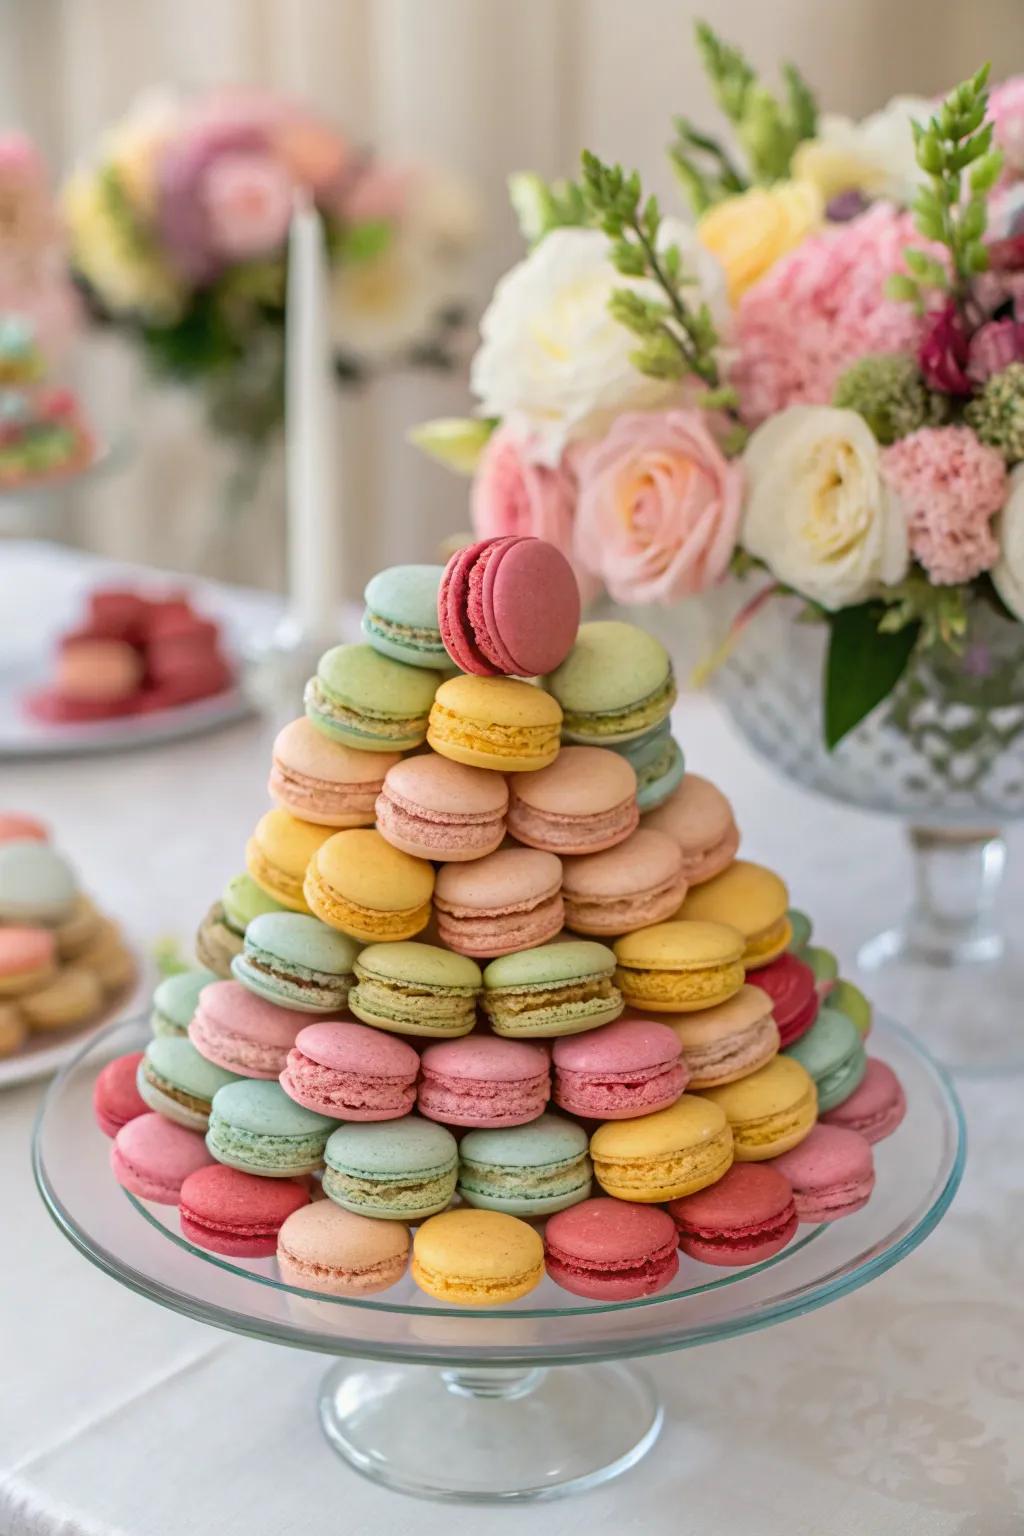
0 967 146 1089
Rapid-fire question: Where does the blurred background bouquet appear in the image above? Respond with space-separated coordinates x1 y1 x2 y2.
63 87 477 463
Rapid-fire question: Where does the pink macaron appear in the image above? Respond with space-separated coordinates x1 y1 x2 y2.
375 753 508 862
433 847 564 958
269 717 401 828
93 1051 147 1138
0 926 57 995
280 1020 419 1120
668 1163 798 1266
507 747 638 856
110 1112 214 1203
189 980 310 1079
771 1123 875 1223
821 1058 907 1144
642 773 740 884
179 1163 311 1257
553 1016 688 1120
545 1197 679 1300
561 828 688 937
0 812 48 844
439 535 580 677
418 1035 550 1127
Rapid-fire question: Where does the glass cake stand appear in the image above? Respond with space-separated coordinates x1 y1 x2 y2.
34 1016 965 1505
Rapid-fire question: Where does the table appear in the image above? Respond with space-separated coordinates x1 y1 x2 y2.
2 543 1022 1536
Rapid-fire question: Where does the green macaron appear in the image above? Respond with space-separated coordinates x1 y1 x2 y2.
323 1117 459 1220
304 643 442 751
610 719 685 811
481 940 623 1038
348 942 482 1038
458 1113 593 1216
827 978 873 1038
546 621 677 745
803 945 839 984
362 564 448 669
137 1035 241 1132
222 873 288 934
150 967 219 1038
231 912 361 1014
784 1006 867 1113
207 1079 336 1177
786 909 813 954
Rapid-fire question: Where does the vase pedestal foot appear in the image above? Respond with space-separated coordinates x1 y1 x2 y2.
318 1361 663 1503
856 827 1024 1076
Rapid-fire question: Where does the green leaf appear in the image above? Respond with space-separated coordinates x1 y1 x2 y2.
823 603 921 749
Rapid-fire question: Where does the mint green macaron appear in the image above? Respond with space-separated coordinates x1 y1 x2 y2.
458 1113 593 1216
151 967 219 1038
222 873 288 935
828 978 873 1038
546 622 677 745
786 909 813 954
481 940 623 1038
323 1116 459 1220
349 942 482 1038
784 1006 867 1113
610 719 685 811
362 564 448 669
231 912 361 1013
803 945 839 984
304 643 442 751
207 1079 336 1177
137 1035 241 1132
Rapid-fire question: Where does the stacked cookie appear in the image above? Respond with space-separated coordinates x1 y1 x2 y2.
0 815 134 1057
99 537 905 1306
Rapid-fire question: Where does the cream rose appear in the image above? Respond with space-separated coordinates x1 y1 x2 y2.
741 405 909 609
697 181 821 302
992 464 1024 621
792 96 933 205
470 224 728 467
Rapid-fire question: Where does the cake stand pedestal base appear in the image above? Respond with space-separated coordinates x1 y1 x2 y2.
318 1361 663 1503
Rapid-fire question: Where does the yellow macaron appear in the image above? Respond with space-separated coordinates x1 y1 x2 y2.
304 828 435 943
676 860 792 968
411 1207 545 1305
246 809 334 913
427 675 562 773
590 1096 734 1202
695 1055 817 1161
613 920 746 1012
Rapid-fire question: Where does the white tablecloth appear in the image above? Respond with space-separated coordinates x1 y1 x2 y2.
2 543 1022 1536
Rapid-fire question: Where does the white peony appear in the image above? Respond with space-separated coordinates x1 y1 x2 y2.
470 223 729 466
741 405 909 610
992 464 1024 621
793 95 934 205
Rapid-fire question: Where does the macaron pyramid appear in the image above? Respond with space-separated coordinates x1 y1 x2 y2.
112 536 901 1304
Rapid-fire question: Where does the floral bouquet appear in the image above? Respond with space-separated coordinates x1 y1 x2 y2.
416 26 1024 748
64 88 476 451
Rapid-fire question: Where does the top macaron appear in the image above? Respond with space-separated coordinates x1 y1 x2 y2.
439 536 581 678
362 564 449 670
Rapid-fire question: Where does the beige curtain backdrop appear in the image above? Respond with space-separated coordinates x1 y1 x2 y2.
3 0 1024 594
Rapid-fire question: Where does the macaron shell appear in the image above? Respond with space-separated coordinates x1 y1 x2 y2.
93 1051 147 1138
562 829 688 937
696 1056 818 1162
323 1117 459 1220
770 1123 875 1222
507 746 639 856
668 1162 798 1265
544 1197 680 1300
590 1095 734 1202
269 717 401 826
749 951 819 1048
664 984 779 1088
111 1112 214 1203
434 847 565 958
428 675 563 773
190 979 310 1078
821 1057 906 1144
613 919 747 1012
642 773 739 883
457 1113 592 1216
418 1035 551 1128
784 1007 868 1113
546 622 676 744
552 1015 688 1119
280 1019 419 1120
362 564 447 668
479 536 581 677
411 1208 545 1305
375 753 508 861
278 1201 410 1294
179 1164 311 1257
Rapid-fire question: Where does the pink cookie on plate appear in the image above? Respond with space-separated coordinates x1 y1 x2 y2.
771 1123 875 1223
110 1111 214 1203
189 979 310 1079
375 753 508 862
821 1058 906 1144
439 535 581 677
280 1020 419 1120
0 926 57 996
418 1035 550 1127
545 1197 679 1300
0 812 49 844
93 1051 147 1138
179 1163 311 1258
553 1015 688 1120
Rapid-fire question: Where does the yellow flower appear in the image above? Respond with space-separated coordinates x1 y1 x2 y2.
697 181 822 303
63 170 183 322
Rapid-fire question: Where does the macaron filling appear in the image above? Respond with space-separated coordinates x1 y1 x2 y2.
304 866 431 942
560 673 676 742
138 1062 212 1118
304 676 428 744
375 788 505 854
458 1152 592 1208
727 1089 817 1154
323 1162 457 1217
410 1254 544 1305
246 841 307 906
233 944 354 1010
269 759 380 820
281 1048 417 1117
206 1118 329 1175
363 609 446 661
680 1015 779 1083
350 971 479 1035
555 1058 689 1117
428 703 561 763
616 960 746 1009
592 1129 733 1199
545 1236 678 1293
563 870 687 934
482 972 622 1033
744 915 794 966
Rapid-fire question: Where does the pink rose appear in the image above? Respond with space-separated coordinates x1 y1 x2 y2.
201 151 293 260
918 302 972 396
471 425 597 602
968 318 1024 384
573 410 743 604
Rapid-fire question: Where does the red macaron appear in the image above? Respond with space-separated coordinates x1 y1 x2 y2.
92 1051 148 1138
668 1163 798 1267
545 1197 679 1300
752 951 819 1048
438 536 580 678
179 1163 311 1257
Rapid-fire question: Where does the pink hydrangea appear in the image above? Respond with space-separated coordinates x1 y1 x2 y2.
881 425 1008 585
731 204 934 426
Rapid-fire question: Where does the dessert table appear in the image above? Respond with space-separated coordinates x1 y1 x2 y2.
1 541 1022 1535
